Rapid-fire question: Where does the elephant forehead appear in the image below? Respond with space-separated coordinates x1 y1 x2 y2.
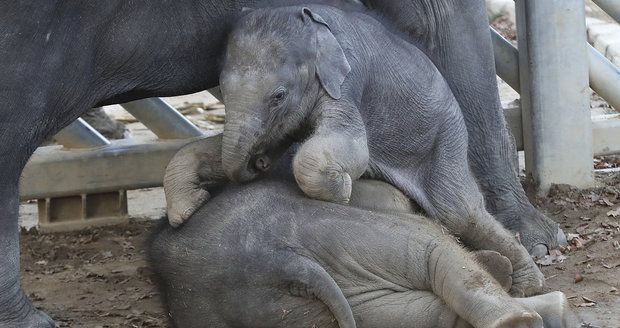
227 33 291 67
221 70 280 91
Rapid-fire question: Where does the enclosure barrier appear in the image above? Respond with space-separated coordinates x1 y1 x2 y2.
19 0 620 229
491 0 620 192
19 99 207 232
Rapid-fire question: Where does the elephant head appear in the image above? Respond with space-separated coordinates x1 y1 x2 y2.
219 7 351 182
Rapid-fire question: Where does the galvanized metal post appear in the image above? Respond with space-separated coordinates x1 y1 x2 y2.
515 0 593 192
54 118 111 148
121 98 204 139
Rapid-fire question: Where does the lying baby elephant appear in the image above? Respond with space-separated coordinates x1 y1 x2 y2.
152 149 575 327
165 5 545 296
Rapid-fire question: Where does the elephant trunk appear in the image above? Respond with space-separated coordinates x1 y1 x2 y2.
163 135 224 227
221 112 264 183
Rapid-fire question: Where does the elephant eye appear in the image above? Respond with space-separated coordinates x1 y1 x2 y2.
270 87 288 104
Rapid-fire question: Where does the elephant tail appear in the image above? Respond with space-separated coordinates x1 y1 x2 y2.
282 255 356 328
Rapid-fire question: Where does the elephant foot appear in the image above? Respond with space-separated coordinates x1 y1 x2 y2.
492 199 566 257
0 303 55 328
473 250 513 291
509 257 545 297
517 291 577 328
295 163 353 204
490 310 543 328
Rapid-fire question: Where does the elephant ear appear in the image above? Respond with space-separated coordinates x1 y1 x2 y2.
302 8 351 100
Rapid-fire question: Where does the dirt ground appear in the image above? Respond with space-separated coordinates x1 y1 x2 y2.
19 171 619 328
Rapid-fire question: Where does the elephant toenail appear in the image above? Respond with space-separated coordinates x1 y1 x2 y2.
556 228 568 246
530 244 548 258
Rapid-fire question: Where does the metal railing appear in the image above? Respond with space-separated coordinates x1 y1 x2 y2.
20 99 209 201
491 0 620 192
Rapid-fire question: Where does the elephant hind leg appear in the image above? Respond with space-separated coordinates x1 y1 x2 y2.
352 291 472 328
425 236 543 328
473 250 513 292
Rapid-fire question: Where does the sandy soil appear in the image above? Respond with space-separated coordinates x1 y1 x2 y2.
20 222 167 328
20 171 620 328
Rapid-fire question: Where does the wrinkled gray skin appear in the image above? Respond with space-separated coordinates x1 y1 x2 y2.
155 139 576 328
1 0 562 326
166 6 545 296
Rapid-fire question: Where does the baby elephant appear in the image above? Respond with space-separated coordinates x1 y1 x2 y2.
165 5 544 296
152 162 575 327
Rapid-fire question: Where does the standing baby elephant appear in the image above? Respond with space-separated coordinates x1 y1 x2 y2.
153 167 576 327
166 5 544 296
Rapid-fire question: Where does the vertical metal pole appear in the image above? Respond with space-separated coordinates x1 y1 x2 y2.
515 0 593 192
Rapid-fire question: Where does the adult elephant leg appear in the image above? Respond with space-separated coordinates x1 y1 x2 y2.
369 0 563 255
0 119 55 327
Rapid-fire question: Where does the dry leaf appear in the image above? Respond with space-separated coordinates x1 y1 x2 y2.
602 262 620 269
577 302 596 307
574 273 583 283
602 198 614 206
607 208 620 217
582 296 596 303
580 216 592 221
535 251 567 266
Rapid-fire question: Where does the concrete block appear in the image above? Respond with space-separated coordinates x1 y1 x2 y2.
38 191 128 233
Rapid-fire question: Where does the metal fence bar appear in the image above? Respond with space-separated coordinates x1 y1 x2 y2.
592 0 620 24
588 44 620 111
22 108 620 202
492 29 620 111
121 98 204 139
502 103 620 157
54 118 111 149
515 0 593 192
19 137 210 200
491 28 520 92
592 115 620 156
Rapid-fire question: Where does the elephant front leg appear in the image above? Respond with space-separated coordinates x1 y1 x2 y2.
163 135 228 227
0 119 56 327
293 132 369 204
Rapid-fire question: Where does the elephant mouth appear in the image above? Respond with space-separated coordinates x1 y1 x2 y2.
252 154 272 172
231 152 275 183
